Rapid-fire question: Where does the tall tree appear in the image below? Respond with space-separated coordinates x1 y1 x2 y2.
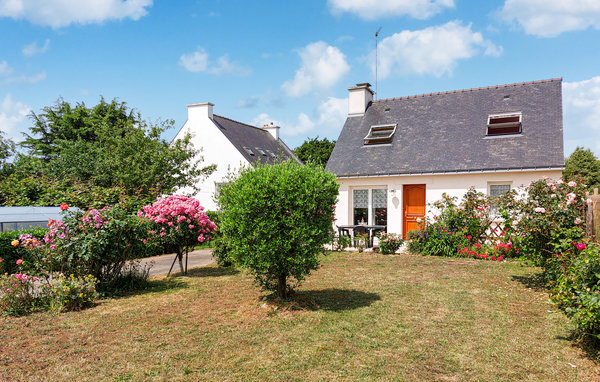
0 130 15 172
563 147 600 189
293 136 336 166
2 98 214 210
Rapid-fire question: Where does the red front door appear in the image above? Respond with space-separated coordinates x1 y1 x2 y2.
403 184 426 239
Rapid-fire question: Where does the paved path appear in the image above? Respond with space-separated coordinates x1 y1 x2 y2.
140 249 215 277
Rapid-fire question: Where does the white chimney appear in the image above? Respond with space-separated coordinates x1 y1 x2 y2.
186 102 214 120
262 122 280 140
348 83 374 117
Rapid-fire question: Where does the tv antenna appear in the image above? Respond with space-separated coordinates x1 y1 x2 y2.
375 27 382 100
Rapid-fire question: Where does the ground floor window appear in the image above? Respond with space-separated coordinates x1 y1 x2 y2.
489 183 511 198
352 188 387 225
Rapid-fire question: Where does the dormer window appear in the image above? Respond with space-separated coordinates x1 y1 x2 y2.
364 124 396 145
243 147 254 155
487 113 521 136
256 147 267 156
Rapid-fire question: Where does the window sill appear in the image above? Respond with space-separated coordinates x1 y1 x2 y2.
483 133 523 140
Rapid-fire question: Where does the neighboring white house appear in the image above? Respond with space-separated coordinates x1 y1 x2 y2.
172 102 298 211
325 79 565 238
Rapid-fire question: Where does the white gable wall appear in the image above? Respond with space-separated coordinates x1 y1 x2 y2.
335 169 562 235
173 104 249 211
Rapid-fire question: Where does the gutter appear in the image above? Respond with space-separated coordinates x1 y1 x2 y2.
335 166 565 179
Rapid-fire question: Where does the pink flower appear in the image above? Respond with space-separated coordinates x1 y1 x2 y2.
568 181 577 187
577 243 586 250
575 218 582 225
534 207 546 213
16 259 23 265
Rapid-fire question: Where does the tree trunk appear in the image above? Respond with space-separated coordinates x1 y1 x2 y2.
177 250 185 275
277 274 287 298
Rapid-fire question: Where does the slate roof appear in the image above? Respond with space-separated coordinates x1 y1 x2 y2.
326 78 565 177
211 115 298 165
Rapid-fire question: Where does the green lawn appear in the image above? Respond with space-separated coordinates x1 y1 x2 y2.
2 252 600 381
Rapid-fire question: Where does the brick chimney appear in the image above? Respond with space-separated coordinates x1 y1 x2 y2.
186 102 214 120
348 83 374 117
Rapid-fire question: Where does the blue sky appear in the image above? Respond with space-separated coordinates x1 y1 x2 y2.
1 0 600 157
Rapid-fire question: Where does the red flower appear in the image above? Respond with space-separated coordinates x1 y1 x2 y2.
16 259 23 265
60 203 69 211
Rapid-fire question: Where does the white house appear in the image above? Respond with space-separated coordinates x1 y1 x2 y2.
325 79 565 238
173 102 298 210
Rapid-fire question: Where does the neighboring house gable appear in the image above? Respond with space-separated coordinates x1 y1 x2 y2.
173 103 297 211
326 79 565 238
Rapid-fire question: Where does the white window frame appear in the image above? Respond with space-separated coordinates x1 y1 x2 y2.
364 124 397 145
351 187 387 225
486 112 522 136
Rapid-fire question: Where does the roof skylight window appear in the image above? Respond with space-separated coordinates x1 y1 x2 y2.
243 146 255 155
487 113 521 136
265 149 276 158
256 147 267 156
364 124 396 145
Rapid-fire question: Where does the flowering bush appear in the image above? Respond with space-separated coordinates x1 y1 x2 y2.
42 274 98 313
505 177 587 272
378 232 403 254
139 195 216 274
0 273 39 316
47 206 151 290
0 227 49 275
548 240 600 337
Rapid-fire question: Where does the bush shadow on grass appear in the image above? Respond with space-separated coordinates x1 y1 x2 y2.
511 272 547 291
185 266 239 278
104 277 189 299
555 331 600 362
285 288 381 312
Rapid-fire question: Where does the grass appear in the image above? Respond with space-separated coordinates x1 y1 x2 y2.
3 252 600 381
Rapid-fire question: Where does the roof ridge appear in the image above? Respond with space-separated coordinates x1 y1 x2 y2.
374 78 563 102
213 114 269 133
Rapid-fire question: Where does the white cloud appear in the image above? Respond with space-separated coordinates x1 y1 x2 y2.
1 71 46 86
500 0 600 37
317 97 347 128
0 60 13 76
22 39 50 57
251 112 315 136
374 21 502 78
328 0 454 20
0 94 31 138
251 97 347 138
282 41 350 98
0 0 152 28
179 47 251 76
236 96 260 109
563 76 600 155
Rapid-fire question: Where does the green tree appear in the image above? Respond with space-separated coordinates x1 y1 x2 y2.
1 98 214 210
218 160 338 298
563 147 600 189
0 130 15 177
293 136 336 166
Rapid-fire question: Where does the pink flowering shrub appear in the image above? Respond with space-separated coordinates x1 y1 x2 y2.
139 195 216 271
46 206 151 289
0 273 39 316
378 232 403 254
0 227 49 275
500 177 587 273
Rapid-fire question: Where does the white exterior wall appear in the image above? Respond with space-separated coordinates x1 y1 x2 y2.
335 170 562 235
173 104 249 211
